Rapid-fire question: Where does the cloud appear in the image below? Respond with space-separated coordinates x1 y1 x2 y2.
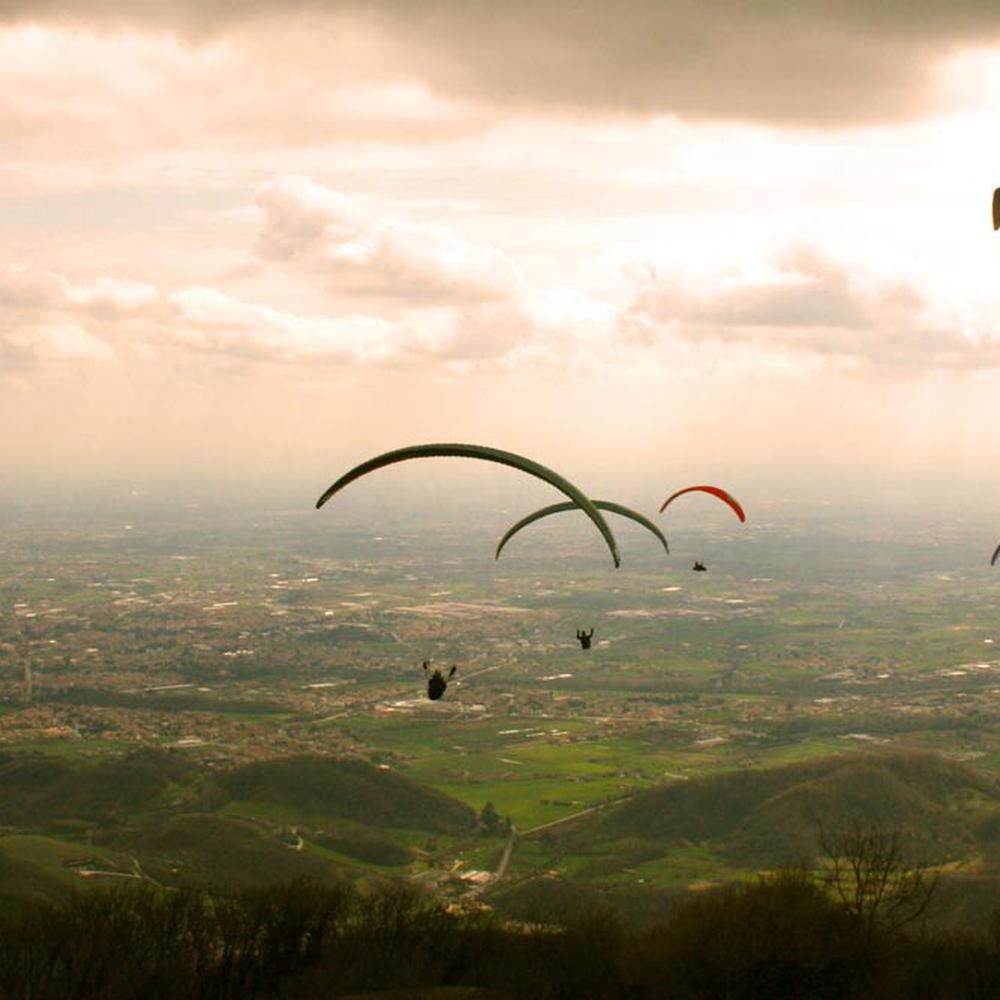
627 249 872 330
1 322 115 366
166 288 541 368
0 157 544 374
620 247 1000 370
0 259 535 372
0 265 159 318
0 24 486 175
3 2 1000 125
0 266 67 309
167 286 402 364
427 302 536 363
0 266 131 367
254 174 521 305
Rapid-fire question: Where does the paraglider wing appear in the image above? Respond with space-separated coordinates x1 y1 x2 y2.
495 500 669 560
993 188 1000 231
316 443 621 567
658 485 746 522
991 543 1000 567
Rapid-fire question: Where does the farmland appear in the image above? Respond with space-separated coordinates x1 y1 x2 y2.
1 497 1000 904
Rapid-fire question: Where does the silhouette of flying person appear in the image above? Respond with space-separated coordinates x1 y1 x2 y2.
423 661 456 700
576 628 594 650
692 561 707 572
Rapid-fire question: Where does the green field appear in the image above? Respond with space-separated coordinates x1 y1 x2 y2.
4 508 1000 912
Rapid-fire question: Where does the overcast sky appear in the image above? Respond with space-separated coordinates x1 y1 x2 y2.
3 1 1000 508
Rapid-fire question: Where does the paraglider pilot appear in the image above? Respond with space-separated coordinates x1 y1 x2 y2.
576 628 594 650
424 661 456 700
692 561 707 572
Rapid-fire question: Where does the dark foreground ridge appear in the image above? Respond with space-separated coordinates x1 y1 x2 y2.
1 872 999 999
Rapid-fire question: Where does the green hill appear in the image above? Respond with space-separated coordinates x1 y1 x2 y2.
217 756 476 833
315 827 414 867
0 750 473 837
0 749 201 828
726 758 981 865
0 834 143 914
512 751 1000 892
104 813 339 888
0 750 477 902
600 751 999 865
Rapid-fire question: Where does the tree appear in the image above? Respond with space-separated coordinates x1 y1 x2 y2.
479 801 501 835
819 820 938 932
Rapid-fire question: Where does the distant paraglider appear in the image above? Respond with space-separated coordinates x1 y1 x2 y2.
993 188 1000 231
424 661 456 701
660 485 744 570
316 443 621 567
576 628 595 650
659 485 746 522
495 500 669 561
991 543 1000 567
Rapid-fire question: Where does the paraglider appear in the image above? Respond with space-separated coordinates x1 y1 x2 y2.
576 628 594 650
659 485 746 522
991 543 1000 567
424 661 456 701
993 188 1000 230
660 486 743 570
316 443 621 567
495 500 669 561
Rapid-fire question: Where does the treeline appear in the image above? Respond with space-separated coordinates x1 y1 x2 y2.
1 872 999 1000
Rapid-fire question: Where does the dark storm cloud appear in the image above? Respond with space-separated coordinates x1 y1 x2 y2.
2 1 998 124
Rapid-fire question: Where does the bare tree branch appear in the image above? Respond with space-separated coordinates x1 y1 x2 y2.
818 819 938 933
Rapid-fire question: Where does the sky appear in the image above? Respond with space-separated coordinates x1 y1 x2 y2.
4 1 1000 510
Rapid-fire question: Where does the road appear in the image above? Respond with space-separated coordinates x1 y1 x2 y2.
521 797 631 838
494 830 516 880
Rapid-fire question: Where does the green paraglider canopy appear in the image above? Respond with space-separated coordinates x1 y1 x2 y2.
316 443 621 567
495 500 668 561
